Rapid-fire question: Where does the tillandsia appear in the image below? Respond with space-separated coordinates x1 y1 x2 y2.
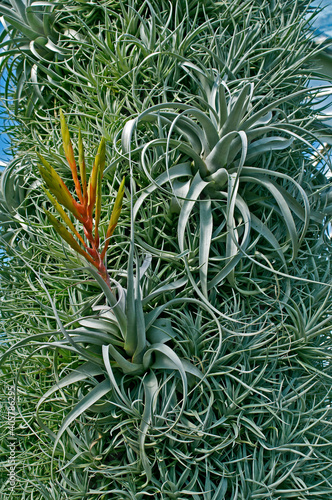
122 69 326 298
36 112 212 482
38 110 125 288
2 0 332 498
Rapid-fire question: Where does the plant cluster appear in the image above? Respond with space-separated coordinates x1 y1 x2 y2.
0 0 332 498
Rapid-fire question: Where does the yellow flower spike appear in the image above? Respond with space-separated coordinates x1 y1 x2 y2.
60 109 83 204
45 209 96 265
87 137 106 218
42 187 87 249
78 129 87 207
38 156 83 221
101 176 125 260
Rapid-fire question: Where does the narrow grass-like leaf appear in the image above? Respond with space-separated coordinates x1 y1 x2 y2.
107 343 143 374
124 242 136 357
102 345 132 407
78 129 87 206
44 210 94 264
246 136 294 163
87 266 127 337
42 187 86 248
38 156 83 220
143 344 188 429
51 379 112 474
36 362 104 417
222 83 252 135
60 109 82 203
133 163 192 220
87 137 105 218
142 277 188 305
226 173 240 286
101 176 125 259
205 130 241 173
132 263 147 365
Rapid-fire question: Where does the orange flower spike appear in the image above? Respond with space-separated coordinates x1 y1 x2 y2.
38 155 84 221
42 187 87 249
78 129 87 208
101 176 125 260
87 137 105 219
60 110 83 204
94 165 102 248
44 209 96 266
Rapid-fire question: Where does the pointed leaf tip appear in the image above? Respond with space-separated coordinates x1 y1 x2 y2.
42 187 87 248
44 209 94 264
78 129 87 205
87 137 106 217
38 160 83 221
101 177 125 259
60 109 83 203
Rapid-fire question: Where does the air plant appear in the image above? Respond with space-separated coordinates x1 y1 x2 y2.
122 66 325 297
35 111 212 482
1 1 332 498
0 0 81 115
38 110 125 288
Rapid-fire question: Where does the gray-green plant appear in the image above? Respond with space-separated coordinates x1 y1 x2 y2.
1 0 332 498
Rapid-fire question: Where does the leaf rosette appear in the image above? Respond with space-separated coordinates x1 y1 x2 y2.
121 66 324 297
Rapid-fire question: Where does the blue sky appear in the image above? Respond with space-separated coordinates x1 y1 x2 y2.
311 0 332 37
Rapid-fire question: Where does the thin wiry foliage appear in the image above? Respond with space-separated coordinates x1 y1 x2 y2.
1 0 332 498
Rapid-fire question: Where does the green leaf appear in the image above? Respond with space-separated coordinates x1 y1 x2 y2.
60 109 82 203
102 176 125 258
142 277 188 305
133 163 192 220
125 243 136 357
139 371 159 482
146 318 176 344
221 83 252 135
87 266 127 339
199 198 213 297
205 131 241 173
44 209 93 263
38 155 83 220
42 187 86 247
36 362 104 414
246 136 294 163
132 260 146 364
208 191 251 290
241 175 299 260
178 171 210 254
107 343 143 374
51 379 112 466
225 173 240 286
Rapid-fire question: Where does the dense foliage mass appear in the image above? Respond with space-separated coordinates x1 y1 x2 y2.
0 0 332 498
